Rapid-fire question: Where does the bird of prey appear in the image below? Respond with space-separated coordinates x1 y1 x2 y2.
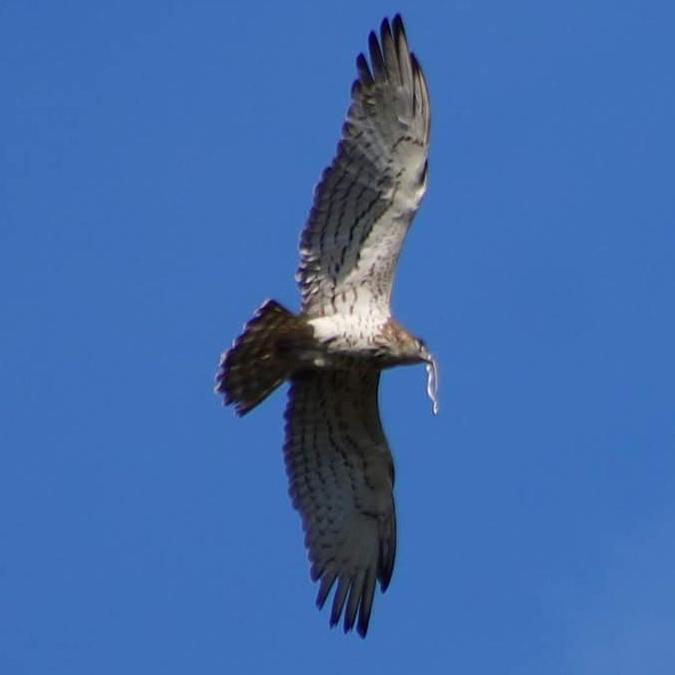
216 14 437 637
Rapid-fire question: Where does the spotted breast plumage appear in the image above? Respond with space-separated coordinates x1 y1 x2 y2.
216 15 438 637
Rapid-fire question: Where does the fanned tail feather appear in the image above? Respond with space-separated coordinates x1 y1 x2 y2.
215 300 313 415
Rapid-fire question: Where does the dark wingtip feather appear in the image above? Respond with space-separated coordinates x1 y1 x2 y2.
330 577 350 627
378 516 397 591
380 16 392 45
343 571 364 634
357 609 370 638
357 568 376 637
410 51 423 77
316 570 337 610
368 30 386 78
392 13 405 38
356 52 373 86
379 16 401 84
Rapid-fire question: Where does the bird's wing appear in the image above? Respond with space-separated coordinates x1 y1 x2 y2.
297 15 430 321
284 365 396 637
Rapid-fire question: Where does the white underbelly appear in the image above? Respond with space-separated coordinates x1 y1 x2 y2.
308 309 389 350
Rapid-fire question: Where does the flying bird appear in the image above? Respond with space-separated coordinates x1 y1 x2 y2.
216 14 437 637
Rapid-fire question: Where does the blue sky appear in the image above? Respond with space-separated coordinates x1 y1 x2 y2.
2 1 674 673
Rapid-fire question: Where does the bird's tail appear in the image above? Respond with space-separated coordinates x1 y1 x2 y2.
215 299 314 415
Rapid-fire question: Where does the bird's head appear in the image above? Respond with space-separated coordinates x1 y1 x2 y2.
377 322 439 415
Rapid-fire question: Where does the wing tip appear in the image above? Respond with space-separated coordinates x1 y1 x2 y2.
380 16 393 47
318 571 375 638
355 52 373 87
310 532 392 637
392 13 405 37
349 13 425 103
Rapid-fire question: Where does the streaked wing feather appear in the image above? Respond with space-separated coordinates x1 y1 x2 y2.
284 366 397 637
297 15 430 320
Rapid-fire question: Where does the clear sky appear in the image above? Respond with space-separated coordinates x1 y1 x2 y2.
2 1 675 673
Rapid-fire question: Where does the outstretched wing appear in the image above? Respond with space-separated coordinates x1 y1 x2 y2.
284 366 396 637
297 15 431 321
